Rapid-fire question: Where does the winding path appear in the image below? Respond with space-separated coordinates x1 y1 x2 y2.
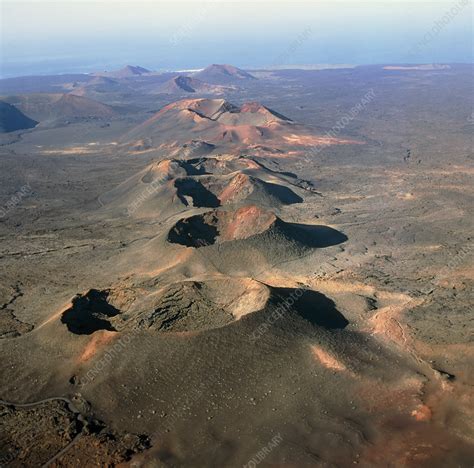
0 396 87 467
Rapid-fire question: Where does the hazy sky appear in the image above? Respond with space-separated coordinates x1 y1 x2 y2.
1 0 472 77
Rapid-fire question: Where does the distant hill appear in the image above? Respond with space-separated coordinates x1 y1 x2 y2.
124 98 292 144
69 76 132 97
86 76 120 87
193 64 257 84
0 74 92 95
2 94 117 122
95 65 152 79
122 97 363 156
0 101 38 133
122 97 300 156
156 75 235 95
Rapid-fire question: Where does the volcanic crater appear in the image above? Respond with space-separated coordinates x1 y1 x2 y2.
174 173 303 208
167 205 347 249
60 280 349 336
132 278 270 332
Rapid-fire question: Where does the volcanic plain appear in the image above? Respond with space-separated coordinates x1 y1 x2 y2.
0 63 473 467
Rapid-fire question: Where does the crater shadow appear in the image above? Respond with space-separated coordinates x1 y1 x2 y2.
283 222 348 248
167 212 347 250
61 289 120 335
182 141 216 158
174 178 220 208
273 288 349 329
167 215 219 247
261 181 303 204
185 158 212 174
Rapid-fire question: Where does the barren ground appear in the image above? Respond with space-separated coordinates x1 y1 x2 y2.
0 65 473 467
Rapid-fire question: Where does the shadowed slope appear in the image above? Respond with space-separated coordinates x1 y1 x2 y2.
0 101 38 133
271 288 349 329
